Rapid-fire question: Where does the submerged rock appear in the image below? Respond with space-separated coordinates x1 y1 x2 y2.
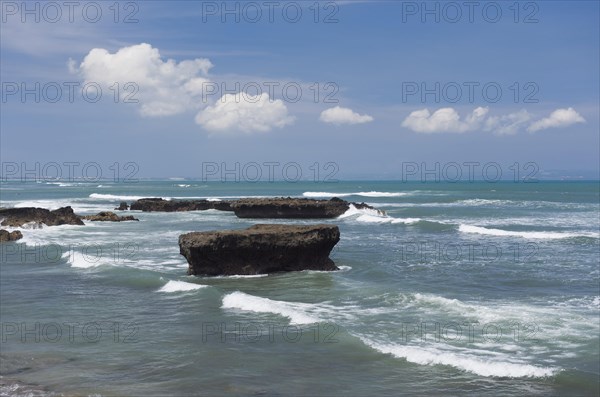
81 211 139 222
179 224 340 276
0 207 84 228
115 202 129 211
0 229 23 242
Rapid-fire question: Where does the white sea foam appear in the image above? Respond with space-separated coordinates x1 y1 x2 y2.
211 274 268 279
10 199 106 213
62 251 105 268
410 292 600 343
337 204 383 219
359 337 559 378
46 182 80 187
338 204 420 224
357 214 421 224
89 193 155 201
303 191 410 198
176 184 191 188
222 291 320 324
158 280 207 292
89 193 277 201
17 223 88 246
458 224 598 239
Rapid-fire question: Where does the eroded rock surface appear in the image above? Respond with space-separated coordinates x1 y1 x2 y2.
179 224 340 276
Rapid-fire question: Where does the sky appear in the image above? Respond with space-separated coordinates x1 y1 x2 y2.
1 0 599 180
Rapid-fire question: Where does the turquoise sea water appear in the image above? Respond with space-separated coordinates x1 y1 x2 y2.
1 180 599 396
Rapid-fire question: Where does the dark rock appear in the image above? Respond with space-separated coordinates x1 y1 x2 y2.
230 197 351 219
353 202 375 211
130 197 383 219
0 229 23 242
81 211 139 222
115 202 129 211
180 224 340 276
130 198 233 212
0 207 84 228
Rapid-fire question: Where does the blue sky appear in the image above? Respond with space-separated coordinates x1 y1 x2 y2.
1 0 598 179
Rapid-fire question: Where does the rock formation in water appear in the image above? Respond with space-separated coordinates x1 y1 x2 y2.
179 224 340 276
0 229 23 242
115 202 129 211
130 198 233 212
129 197 381 219
0 207 84 228
81 211 139 222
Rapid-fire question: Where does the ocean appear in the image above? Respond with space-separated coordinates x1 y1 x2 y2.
0 180 598 396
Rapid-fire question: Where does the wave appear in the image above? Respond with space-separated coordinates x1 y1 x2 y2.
62 251 105 269
410 293 599 341
456 198 595 210
89 193 153 201
211 274 268 279
338 204 420 225
359 337 559 378
222 291 321 324
158 280 207 293
88 193 274 201
458 224 598 239
303 191 410 198
46 182 78 187
11 199 107 213
358 214 421 224
299 265 353 275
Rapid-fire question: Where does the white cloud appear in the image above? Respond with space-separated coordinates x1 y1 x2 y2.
195 93 295 133
483 109 532 135
402 107 585 135
401 107 488 133
73 43 213 117
319 106 374 125
527 107 586 132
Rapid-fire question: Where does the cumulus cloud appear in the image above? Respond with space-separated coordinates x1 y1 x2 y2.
72 43 213 117
195 93 295 133
527 107 586 132
402 107 585 135
319 106 373 125
483 109 532 135
401 107 488 133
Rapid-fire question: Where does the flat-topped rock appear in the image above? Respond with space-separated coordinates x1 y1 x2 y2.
81 211 139 222
130 198 233 212
230 197 351 219
0 207 84 228
129 197 382 219
0 229 23 242
179 224 340 276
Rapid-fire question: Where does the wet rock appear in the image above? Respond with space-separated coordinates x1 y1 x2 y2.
0 229 23 242
81 211 139 222
130 198 233 212
230 197 351 218
180 224 340 276
115 202 129 211
0 207 84 228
